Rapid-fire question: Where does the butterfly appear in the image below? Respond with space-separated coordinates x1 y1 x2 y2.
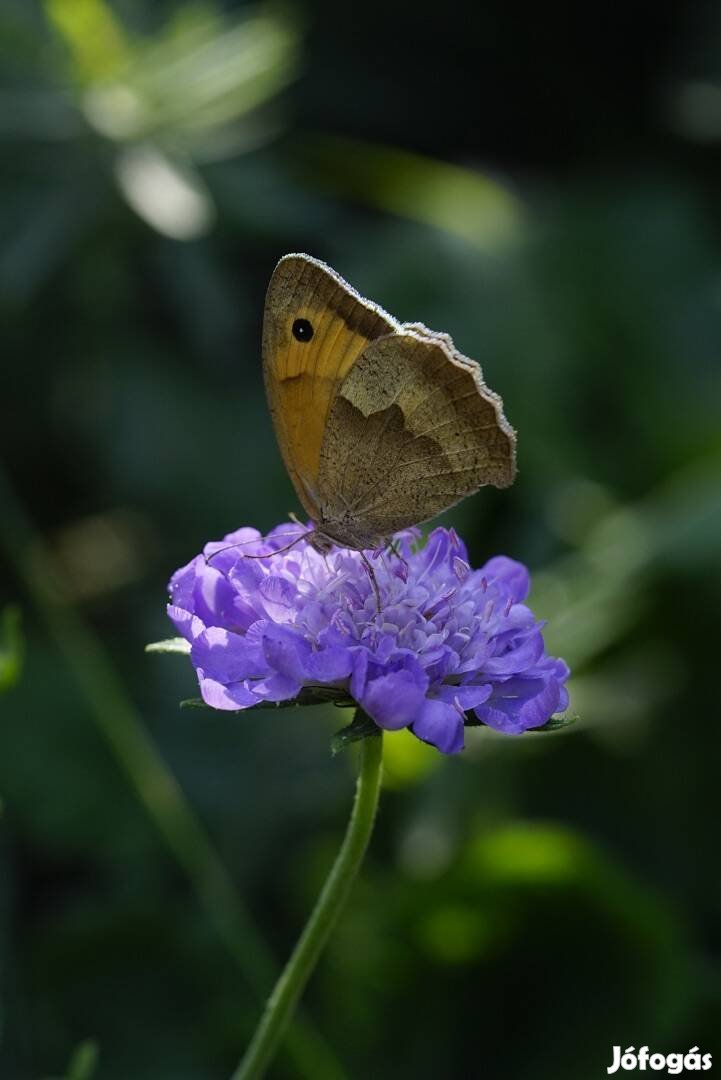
262 253 516 560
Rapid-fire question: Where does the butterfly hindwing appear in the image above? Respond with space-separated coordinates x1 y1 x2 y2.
315 328 516 544
262 254 397 518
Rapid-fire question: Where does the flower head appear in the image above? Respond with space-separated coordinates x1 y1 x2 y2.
167 523 570 754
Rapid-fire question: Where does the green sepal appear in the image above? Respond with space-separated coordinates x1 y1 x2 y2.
464 708 578 733
529 712 578 733
180 686 356 712
145 637 191 654
331 710 381 756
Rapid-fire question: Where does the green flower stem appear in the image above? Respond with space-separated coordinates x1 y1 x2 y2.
233 726 384 1080
0 465 344 1080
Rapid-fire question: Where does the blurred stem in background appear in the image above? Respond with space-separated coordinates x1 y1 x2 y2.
0 603 23 693
234 728 384 1080
41 1038 100 1080
0 463 346 1080
532 451 721 665
290 133 524 252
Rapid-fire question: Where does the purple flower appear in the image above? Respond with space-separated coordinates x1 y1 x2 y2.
167 523 570 754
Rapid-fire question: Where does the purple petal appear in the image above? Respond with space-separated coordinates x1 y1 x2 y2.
474 674 560 734
250 673 302 701
229 594 266 633
482 629 544 676
519 675 562 729
168 557 202 611
305 647 353 682
262 625 310 681
361 671 428 731
203 527 263 573
199 677 259 710
413 698 465 754
420 528 451 576
267 522 307 548
258 575 298 622
228 558 264 594
191 626 271 682
481 556 530 602
194 564 241 627
350 650 369 701
425 652 457 683
374 633 396 663
436 683 492 709
500 603 536 632
167 604 204 642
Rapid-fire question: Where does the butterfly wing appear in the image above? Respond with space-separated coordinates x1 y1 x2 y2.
315 327 516 543
262 253 398 519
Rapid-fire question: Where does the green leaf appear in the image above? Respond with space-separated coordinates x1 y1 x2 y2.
0 605 23 692
331 711 381 756
145 637 191 654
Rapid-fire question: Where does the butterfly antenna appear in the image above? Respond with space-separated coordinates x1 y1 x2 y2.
204 530 309 566
359 550 382 614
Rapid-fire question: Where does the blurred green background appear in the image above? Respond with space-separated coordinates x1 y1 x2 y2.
1 1 721 1077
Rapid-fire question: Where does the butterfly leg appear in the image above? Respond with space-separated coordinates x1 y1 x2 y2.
241 530 313 560
360 550 382 614
386 537 410 578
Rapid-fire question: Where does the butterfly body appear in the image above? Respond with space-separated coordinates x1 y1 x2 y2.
262 254 516 553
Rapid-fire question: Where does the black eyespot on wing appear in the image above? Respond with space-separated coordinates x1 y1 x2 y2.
292 318 314 342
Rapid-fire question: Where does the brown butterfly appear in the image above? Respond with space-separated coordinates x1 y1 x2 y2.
262 253 516 565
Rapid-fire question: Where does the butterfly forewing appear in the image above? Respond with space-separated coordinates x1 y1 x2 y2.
315 329 516 544
262 254 397 518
